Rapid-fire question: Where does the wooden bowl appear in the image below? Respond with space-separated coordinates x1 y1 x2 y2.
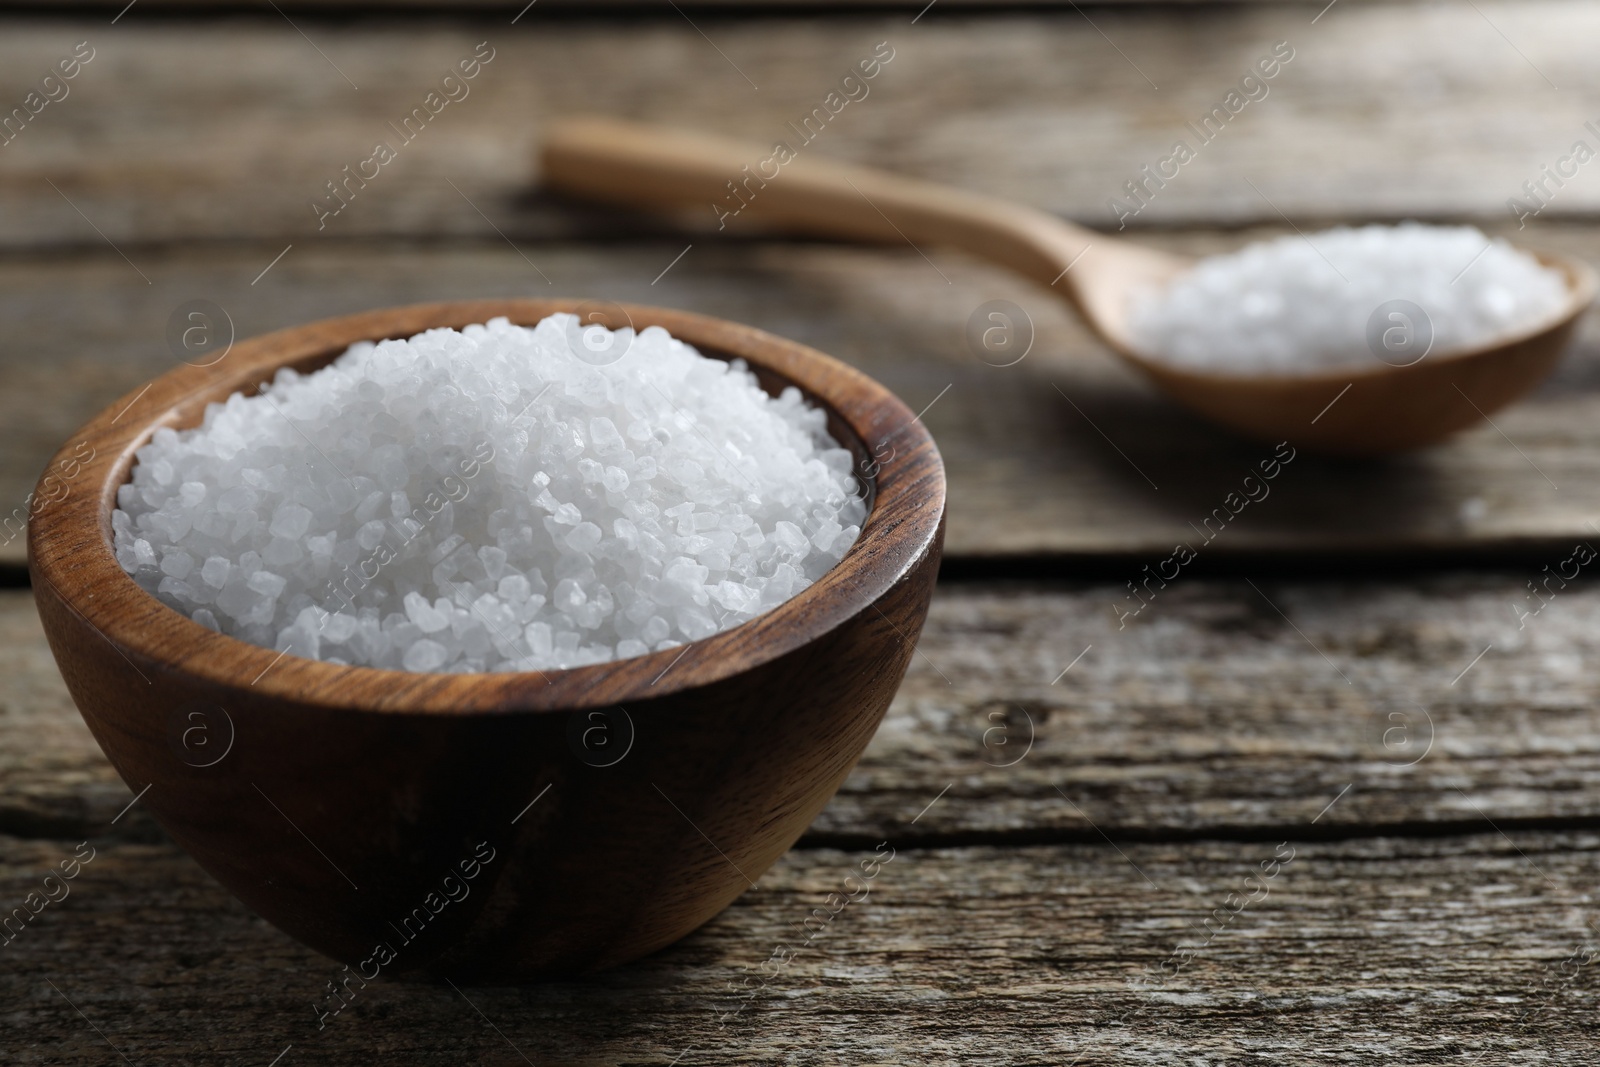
28 299 945 981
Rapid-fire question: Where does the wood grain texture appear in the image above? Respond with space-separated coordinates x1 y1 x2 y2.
3 830 1598 1064
3 227 1600 569
815 572 1600 841
0 3 1596 250
13 569 1600 846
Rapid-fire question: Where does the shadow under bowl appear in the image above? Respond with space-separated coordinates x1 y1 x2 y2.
27 299 946 981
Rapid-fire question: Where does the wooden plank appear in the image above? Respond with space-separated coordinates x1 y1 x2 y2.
0 588 158 841
3 830 1597 1063
11 570 1600 843
4 228 1600 569
815 572 1600 841
0 3 1596 248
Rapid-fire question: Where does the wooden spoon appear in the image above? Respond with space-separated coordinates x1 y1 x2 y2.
541 116 1597 456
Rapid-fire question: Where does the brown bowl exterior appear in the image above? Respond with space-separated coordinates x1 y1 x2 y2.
28 300 945 980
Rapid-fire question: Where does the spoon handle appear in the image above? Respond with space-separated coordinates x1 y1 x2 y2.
541 116 1095 290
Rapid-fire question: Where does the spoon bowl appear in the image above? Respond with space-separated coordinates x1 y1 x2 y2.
542 117 1596 456
28 299 945 981
1076 245 1594 455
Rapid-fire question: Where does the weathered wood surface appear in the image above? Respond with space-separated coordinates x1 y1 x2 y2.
4 830 1598 1064
12 571 1600 846
5 225 1600 569
0 3 1595 251
6 4 1600 1060
819 571 1600 841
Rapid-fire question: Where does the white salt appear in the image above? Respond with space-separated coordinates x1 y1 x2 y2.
113 315 867 673
1128 223 1570 374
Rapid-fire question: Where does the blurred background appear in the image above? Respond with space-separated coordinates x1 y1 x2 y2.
4 0 1599 574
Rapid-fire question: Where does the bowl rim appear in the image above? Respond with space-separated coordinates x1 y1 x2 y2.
28 299 946 715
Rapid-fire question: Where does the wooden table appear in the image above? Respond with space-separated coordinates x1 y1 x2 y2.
5 3 1600 1062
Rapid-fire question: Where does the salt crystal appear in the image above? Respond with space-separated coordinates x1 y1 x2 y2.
525 621 553 657
269 504 313 540
404 591 451 634
402 639 448 672
112 315 867 673
1128 223 1570 374
322 613 359 643
565 522 602 553
246 570 287 599
356 520 387 550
